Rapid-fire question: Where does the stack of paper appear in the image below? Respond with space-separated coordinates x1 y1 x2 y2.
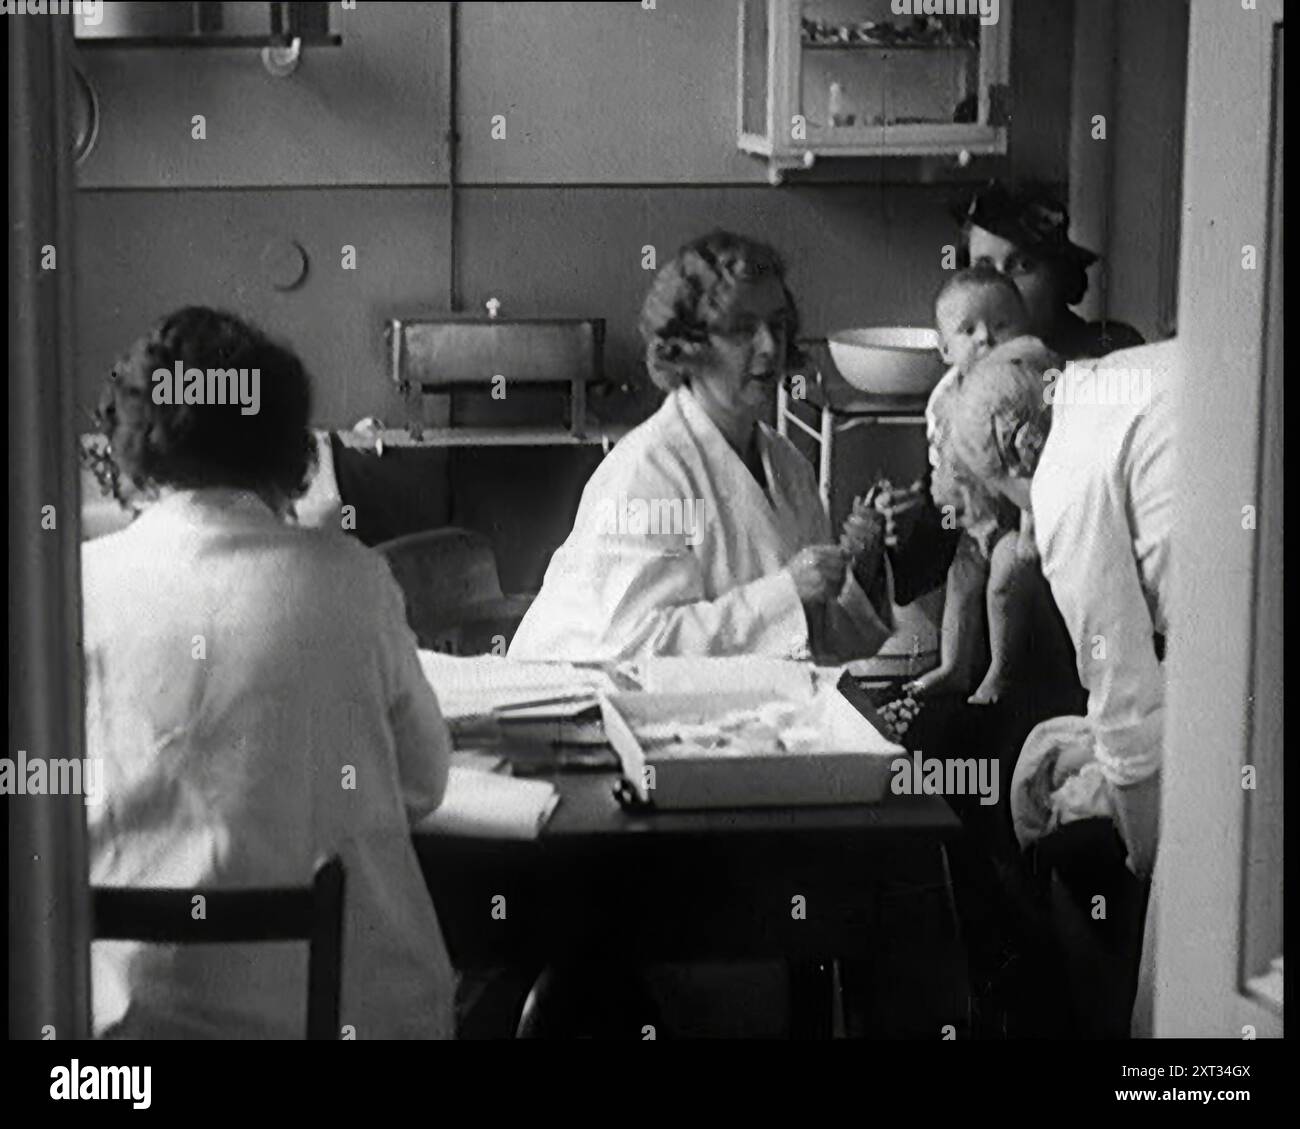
637 656 818 699
417 766 560 840
448 750 509 774
417 652 617 721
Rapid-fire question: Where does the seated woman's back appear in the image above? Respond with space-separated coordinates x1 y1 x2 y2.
83 309 453 1039
86 491 454 1040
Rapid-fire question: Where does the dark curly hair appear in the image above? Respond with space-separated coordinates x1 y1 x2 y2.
638 230 803 392
92 307 316 504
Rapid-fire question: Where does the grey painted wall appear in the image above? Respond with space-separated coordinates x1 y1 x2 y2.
76 2 449 186
75 1 1072 187
1108 0 1188 340
72 0 1075 586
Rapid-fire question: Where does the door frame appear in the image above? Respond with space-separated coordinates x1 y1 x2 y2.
1154 0 1284 1038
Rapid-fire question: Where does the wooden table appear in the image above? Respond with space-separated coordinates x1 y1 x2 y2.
414 766 961 1037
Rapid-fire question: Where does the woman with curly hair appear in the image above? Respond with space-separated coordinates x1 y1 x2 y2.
84 307 457 1039
510 230 893 664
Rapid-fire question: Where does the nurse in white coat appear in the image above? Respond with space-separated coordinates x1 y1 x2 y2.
83 308 456 1039
510 231 893 665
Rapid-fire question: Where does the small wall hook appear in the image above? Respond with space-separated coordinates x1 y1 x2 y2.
262 37 302 77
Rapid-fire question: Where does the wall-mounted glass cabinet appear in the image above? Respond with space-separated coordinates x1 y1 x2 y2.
738 0 1011 182
74 2 339 48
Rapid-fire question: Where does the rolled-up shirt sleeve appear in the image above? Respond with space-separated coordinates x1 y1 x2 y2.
1036 471 1165 786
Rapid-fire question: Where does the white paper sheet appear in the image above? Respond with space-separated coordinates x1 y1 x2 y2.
636 657 818 699
416 766 559 840
417 651 617 721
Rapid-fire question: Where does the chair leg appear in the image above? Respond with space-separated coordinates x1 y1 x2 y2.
456 966 540 1039
515 962 664 1039
787 959 835 1040
307 857 346 1040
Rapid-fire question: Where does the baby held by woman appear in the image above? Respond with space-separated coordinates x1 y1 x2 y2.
911 265 1039 703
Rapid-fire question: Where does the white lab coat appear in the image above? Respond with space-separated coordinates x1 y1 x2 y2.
509 386 893 663
1031 341 1177 786
83 489 456 1039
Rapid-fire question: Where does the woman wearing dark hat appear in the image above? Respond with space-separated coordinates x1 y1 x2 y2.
956 181 1144 360
884 181 1144 606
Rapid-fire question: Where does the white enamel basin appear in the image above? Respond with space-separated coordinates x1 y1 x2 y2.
827 327 945 395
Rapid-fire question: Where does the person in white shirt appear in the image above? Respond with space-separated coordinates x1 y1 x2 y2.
947 335 1176 877
84 307 456 1039
509 230 892 665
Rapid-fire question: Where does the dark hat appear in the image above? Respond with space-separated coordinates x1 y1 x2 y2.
950 181 1099 268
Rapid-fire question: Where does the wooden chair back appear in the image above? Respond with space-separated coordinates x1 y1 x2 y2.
91 856 345 1040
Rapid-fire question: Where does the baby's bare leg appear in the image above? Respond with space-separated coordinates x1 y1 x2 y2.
909 536 987 697
970 530 1036 705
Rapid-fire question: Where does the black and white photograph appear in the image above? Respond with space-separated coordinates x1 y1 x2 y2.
7 0 1285 1105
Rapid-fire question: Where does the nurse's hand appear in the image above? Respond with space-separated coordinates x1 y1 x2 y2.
841 498 886 592
786 545 848 606
841 495 884 557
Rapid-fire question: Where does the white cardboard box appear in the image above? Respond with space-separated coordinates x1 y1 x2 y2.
599 683 905 810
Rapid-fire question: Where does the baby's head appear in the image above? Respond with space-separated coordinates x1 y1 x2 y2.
934 265 1030 377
